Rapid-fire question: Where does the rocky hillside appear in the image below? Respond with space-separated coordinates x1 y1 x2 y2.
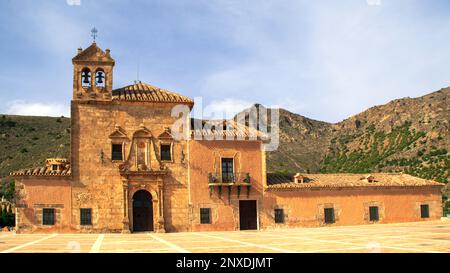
322 88 449 183
0 87 448 185
0 115 70 178
238 87 449 184
234 105 334 173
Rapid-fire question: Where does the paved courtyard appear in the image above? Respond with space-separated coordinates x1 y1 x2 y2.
0 221 449 253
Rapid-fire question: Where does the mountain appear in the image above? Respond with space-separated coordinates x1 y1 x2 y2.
321 88 449 183
237 87 449 184
0 88 448 186
234 105 334 173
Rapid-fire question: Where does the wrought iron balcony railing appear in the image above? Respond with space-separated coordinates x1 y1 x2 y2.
208 172 251 185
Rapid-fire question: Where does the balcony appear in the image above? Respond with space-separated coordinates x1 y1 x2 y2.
208 172 251 185
208 172 252 200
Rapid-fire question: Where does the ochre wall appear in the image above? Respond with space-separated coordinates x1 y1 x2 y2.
71 101 190 232
261 187 442 229
15 178 72 232
188 140 265 231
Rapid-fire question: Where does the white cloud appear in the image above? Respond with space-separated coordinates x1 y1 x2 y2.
198 0 450 122
14 3 87 58
199 98 254 120
66 0 81 6
6 101 69 117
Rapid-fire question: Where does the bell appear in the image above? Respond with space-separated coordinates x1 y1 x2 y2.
96 72 104 84
82 72 90 84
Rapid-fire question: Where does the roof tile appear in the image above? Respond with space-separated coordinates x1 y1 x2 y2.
112 82 193 105
266 173 443 190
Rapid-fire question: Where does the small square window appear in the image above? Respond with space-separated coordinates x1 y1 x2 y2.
324 208 335 224
161 144 172 161
369 206 379 222
52 165 58 171
420 204 429 218
274 209 284 224
80 208 92 226
43 208 55 225
112 144 123 161
200 208 211 224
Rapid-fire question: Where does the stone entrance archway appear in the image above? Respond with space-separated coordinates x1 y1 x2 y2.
132 190 153 232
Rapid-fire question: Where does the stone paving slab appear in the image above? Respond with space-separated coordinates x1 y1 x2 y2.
0 221 449 253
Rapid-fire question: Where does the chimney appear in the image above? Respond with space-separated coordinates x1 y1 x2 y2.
294 173 304 184
365 174 375 183
77 47 83 54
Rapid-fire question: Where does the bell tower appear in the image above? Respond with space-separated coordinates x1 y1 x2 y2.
72 33 115 101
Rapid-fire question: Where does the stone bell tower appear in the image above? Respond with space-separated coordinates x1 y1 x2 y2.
71 40 115 101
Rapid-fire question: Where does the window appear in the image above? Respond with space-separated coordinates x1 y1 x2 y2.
324 208 335 224
43 208 55 225
420 204 429 218
111 143 123 161
160 144 171 161
200 208 211 224
52 165 58 171
221 158 234 183
274 209 284 224
369 206 379 222
80 208 92 226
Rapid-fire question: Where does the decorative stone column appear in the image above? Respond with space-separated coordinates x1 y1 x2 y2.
121 178 131 233
156 182 165 233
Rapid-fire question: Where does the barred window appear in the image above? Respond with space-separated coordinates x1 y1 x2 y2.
324 208 335 224
200 208 211 224
221 158 234 183
369 206 379 222
274 209 284 224
80 208 92 226
43 208 55 225
111 143 123 161
161 144 171 161
420 204 429 218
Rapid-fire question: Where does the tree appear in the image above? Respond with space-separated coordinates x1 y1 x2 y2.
0 177 15 202
0 206 6 227
7 205 14 227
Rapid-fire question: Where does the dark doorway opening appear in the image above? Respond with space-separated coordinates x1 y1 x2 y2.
239 200 258 230
132 190 154 232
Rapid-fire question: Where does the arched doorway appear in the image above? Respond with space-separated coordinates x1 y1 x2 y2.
132 190 154 232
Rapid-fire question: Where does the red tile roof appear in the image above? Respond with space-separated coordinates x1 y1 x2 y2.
267 173 443 190
10 158 71 177
10 165 71 177
112 82 193 105
191 119 268 141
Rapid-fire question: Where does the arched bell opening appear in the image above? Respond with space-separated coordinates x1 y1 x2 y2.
95 68 106 88
81 68 92 87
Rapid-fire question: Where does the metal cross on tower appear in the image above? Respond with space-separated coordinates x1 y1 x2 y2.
91 27 98 42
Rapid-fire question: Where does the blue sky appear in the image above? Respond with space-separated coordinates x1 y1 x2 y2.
0 0 449 122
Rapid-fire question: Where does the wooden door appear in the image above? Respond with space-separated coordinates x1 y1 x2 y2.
239 200 257 230
132 190 154 232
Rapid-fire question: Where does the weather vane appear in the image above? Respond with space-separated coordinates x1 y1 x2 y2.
91 27 98 42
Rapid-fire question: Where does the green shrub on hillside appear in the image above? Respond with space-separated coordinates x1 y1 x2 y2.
321 121 448 183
